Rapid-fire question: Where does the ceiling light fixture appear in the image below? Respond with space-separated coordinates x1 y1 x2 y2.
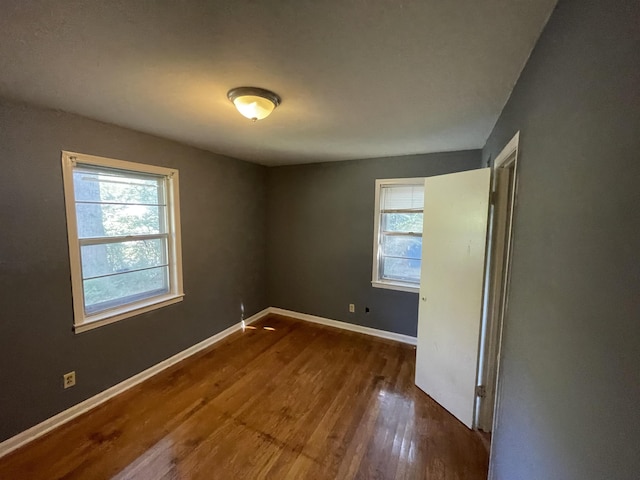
227 87 281 122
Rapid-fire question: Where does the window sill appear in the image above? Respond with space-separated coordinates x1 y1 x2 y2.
371 281 419 294
74 293 185 334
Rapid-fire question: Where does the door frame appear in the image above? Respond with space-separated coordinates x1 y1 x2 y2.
476 132 520 431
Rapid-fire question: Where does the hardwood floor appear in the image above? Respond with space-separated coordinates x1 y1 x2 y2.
0 315 488 479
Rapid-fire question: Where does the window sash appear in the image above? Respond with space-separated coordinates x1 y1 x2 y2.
78 235 169 280
379 232 422 282
73 165 171 313
78 233 168 245
379 257 421 284
380 233 422 258
84 272 170 315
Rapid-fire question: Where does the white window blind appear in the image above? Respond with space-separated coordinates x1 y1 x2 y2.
379 185 424 212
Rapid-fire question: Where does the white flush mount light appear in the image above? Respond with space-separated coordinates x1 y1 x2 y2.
227 87 281 122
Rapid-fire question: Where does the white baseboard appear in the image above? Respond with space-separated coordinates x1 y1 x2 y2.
268 307 417 345
0 306 415 458
0 308 269 459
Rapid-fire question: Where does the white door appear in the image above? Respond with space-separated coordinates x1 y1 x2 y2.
415 168 491 429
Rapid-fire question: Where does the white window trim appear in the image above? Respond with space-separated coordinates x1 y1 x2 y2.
371 279 420 294
371 177 425 294
61 151 184 333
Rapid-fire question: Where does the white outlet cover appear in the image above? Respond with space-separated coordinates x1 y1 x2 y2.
63 372 76 389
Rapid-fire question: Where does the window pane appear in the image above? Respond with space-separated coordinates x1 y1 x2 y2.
381 235 422 259
73 169 163 205
83 266 169 314
81 238 167 279
381 257 421 283
382 212 423 233
76 204 164 238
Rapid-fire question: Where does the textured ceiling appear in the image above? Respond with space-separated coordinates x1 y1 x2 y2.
0 0 556 165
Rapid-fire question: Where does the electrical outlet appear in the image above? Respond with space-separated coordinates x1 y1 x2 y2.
349 303 355 313
63 371 76 389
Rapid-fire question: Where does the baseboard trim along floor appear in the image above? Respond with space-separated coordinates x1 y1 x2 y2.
268 307 417 346
0 309 269 459
0 307 416 458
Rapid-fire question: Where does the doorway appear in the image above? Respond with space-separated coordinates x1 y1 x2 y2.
413 132 520 452
476 132 520 434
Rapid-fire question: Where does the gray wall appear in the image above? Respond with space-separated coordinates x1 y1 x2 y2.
266 151 482 337
484 1 640 479
0 99 268 442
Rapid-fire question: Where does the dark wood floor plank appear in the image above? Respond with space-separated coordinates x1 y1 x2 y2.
0 315 488 479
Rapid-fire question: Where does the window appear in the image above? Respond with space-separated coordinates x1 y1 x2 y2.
372 178 424 293
61 151 184 333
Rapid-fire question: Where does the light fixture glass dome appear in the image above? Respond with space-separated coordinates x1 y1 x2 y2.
232 95 276 121
227 87 281 122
